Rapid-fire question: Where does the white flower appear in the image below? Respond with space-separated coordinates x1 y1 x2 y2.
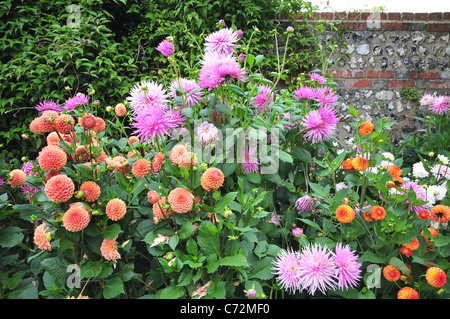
336 182 348 192
431 164 450 180
437 154 449 165
196 121 219 147
412 162 429 178
380 160 391 169
427 183 447 205
381 152 395 162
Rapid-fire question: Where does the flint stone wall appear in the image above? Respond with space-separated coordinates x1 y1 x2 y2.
286 12 450 145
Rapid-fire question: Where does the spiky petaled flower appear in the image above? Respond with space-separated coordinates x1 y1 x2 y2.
106 198 127 221
335 204 355 223
271 249 302 294
33 223 52 251
132 158 151 178
64 93 89 112
419 93 434 106
156 39 174 57
297 244 338 295
79 181 101 202
131 105 184 144
301 106 339 144
397 287 419 299
314 87 339 107
168 187 194 213
201 167 224 192
293 86 316 100
430 204 450 223
383 265 400 282
127 80 169 115
169 78 204 108
35 100 62 113
251 84 273 113
8 169 27 188
309 72 327 85
63 205 90 232
101 236 121 261
402 180 430 214
429 95 449 115
333 243 362 290
241 145 260 174
45 174 74 203
204 27 239 55
295 195 317 213
358 121 375 136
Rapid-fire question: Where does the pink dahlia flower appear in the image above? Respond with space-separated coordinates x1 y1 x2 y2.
251 84 273 113
419 93 434 106
100 236 121 261
295 195 317 213
333 243 362 290
127 80 168 115
64 93 89 112
272 249 302 294
204 28 239 55
301 106 339 143
429 95 449 115
241 145 260 174
156 39 174 57
35 100 61 113
169 78 203 108
309 72 327 85
196 121 219 147
293 86 316 100
315 87 339 106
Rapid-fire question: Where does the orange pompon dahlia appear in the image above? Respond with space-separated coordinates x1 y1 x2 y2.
54 114 75 134
115 103 126 117
46 131 61 146
40 110 59 133
45 174 75 203
363 211 373 222
342 158 354 171
418 209 431 220
169 144 188 164
335 204 355 223
152 152 165 173
352 157 368 171
33 223 52 251
168 187 194 213
79 181 101 202
383 265 401 282
106 198 127 221
80 113 97 129
403 238 420 251
96 151 108 164
106 155 129 175
147 190 159 204
152 196 172 220
29 117 45 135
101 236 121 261
8 169 27 187
369 205 387 221
63 205 91 232
128 136 139 146
178 151 197 169
400 247 413 257
358 121 374 136
45 170 60 183
37 145 67 172
201 167 225 192
426 267 447 288
430 205 450 223
388 165 402 178
94 117 106 132
397 287 419 299
132 158 151 178
393 176 404 188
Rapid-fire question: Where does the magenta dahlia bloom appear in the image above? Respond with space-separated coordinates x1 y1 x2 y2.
419 93 434 106
35 100 61 113
293 86 316 100
267 212 282 226
64 93 89 112
127 80 168 115
309 72 327 85
252 84 273 113
272 249 302 294
241 145 260 174
156 39 174 57
333 243 362 290
297 244 337 295
169 78 203 108
295 195 317 213
315 87 339 106
429 95 449 115
402 180 430 214
131 106 184 143
204 28 239 55
301 106 339 143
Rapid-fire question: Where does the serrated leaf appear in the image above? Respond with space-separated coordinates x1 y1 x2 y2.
103 276 124 299
219 253 248 268
0 227 24 248
160 285 185 299
103 223 122 240
41 257 70 279
249 257 274 280
81 261 103 279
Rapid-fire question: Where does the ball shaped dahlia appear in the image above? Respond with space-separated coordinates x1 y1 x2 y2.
352 157 368 171
168 187 194 213
106 198 127 221
369 205 387 221
94 117 106 132
46 131 61 146
132 158 151 178
29 117 45 135
152 152 165 173
128 136 139 145
54 114 75 134
178 151 197 169
397 287 419 299
426 267 447 288
63 205 90 232
80 113 97 129
342 158 354 171
430 204 450 223
40 110 59 132
147 190 159 204
152 196 172 219
79 181 101 202
45 174 74 203
358 121 374 136
115 103 126 117
403 238 420 251
388 165 402 178
8 169 27 187
383 265 401 282
335 204 355 223
201 167 224 192
37 145 67 172
169 144 188 164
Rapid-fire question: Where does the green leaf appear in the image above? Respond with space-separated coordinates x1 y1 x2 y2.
215 191 237 212
103 276 124 299
81 261 103 279
114 171 129 191
58 140 75 155
103 223 123 240
249 256 274 280
197 221 220 256
292 147 311 163
0 227 24 248
219 252 248 268
431 235 450 247
348 104 358 117
73 163 94 180
389 257 410 275
179 221 198 240
227 84 245 97
160 285 185 299
278 150 293 163
41 257 70 279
